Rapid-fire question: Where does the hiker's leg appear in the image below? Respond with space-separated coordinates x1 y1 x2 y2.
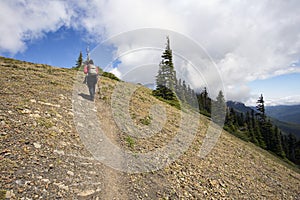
91 76 97 100
87 76 93 99
89 86 94 99
91 84 95 100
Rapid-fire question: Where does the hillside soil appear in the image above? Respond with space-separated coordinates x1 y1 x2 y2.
0 57 299 199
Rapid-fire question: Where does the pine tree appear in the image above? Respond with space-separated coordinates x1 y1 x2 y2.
196 87 211 116
272 126 285 157
182 80 187 100
287 134 297 162
176 79 185 102
256 94 266 122
212 90 226 126
157 36 176 90
256 94 270 149
74 51 83 70
154 36 177 100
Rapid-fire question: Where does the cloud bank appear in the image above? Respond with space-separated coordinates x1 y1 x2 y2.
1 0 300 103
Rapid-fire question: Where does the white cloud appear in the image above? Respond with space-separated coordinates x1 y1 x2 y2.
265 95 300 106
0 0 72 53
109 67 121 78
1 0 300 103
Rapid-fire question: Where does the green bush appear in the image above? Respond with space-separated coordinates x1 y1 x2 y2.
101 72 120 81
125 136 135 148
152 85 181 109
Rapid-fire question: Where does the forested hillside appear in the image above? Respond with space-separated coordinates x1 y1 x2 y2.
266 105 300 124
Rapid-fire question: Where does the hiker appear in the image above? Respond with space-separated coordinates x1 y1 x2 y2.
83 60 98 100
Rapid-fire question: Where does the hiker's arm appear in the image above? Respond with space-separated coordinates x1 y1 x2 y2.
83 65 88 74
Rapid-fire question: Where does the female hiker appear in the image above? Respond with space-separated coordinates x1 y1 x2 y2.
83 60 98 101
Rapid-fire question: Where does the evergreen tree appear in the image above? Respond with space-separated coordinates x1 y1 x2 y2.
182 80 187 101
250 110 265 148
154 36 177 100
176 79 185 102
272 126 285 157
212 90 226 126
295 140 300 165
196 87 211 115
287 133 297 162
74 51 83 69
256 94 266 122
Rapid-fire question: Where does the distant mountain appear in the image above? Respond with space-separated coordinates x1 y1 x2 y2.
227 101 300 139
270 118 300 140
226 101 254 114
265 105 300 125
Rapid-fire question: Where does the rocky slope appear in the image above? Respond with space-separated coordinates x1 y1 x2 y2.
0 57 299 199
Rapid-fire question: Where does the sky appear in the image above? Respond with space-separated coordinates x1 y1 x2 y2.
0 0 300 106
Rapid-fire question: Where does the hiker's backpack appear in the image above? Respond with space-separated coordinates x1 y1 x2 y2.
88 64 97 75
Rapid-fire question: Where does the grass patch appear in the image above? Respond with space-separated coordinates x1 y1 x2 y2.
224 126 250 142
0 190 6 200
101 72 120 81
125 136 135 148
36 118 54 129
153 96 181 110
139 115 152 125
49 80 59 85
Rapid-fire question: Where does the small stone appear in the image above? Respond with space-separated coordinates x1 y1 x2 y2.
0 121 5 126
25 181 31 185
41 179 50 183
54 182 69 191
60 141 67 147
59 94 66 99
30 113 41 118
58 184 69 191
67 171 74 176
0 132 7 136
6 190 16 198
16 180 23 186
21 109 31 114
77 189 95 197
38 101 61 108
68 112 74 116
210 179 218 187
54 149 64 155
89 171 96 175
33 142 41 149
30 99 37 103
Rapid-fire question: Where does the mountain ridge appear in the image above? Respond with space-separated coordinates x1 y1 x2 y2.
265 104 300 125
227 100 300 139
0 56 299 199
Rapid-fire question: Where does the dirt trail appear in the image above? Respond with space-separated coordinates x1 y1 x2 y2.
73 72 128 199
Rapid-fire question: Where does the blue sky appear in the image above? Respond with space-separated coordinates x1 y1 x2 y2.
3 27 85 68
0 0 300 106
248 73 300 106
